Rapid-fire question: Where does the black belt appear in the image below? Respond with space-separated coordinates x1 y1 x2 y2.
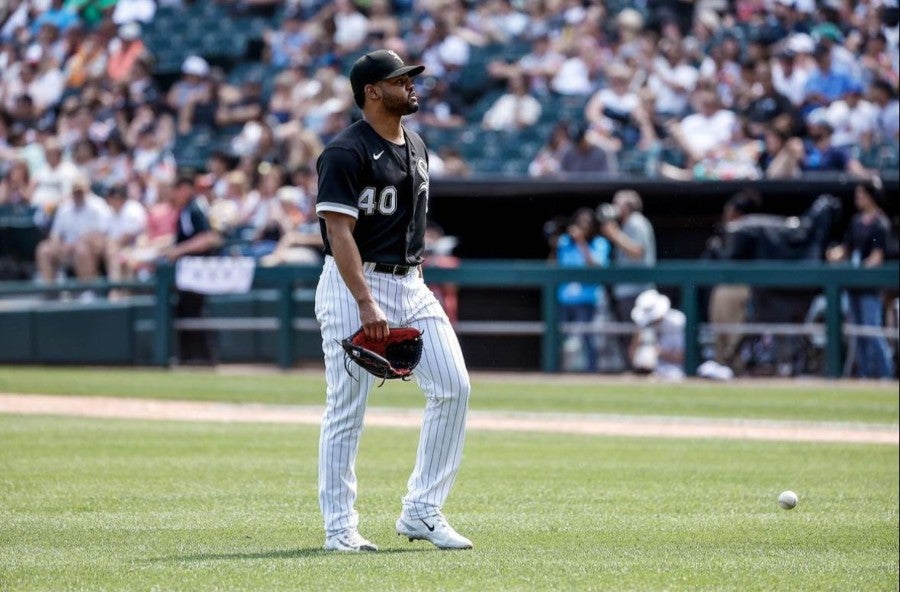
372 263 415 276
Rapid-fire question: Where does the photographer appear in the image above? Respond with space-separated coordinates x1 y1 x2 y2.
598 190 657 324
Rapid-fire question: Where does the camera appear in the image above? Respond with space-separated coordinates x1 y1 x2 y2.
595 202 619 224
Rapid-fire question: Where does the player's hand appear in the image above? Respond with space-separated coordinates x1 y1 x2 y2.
358 299 389 342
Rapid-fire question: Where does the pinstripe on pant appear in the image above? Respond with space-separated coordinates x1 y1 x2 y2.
315 256 470 535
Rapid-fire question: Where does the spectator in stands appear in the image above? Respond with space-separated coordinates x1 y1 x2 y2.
238 163 284 258
614 8 645 62
811 21 859 79
559 124 615 175
102 183 147 298
869 79 900 145
488 30 564 97
167 55 215 134
697 32 743 109
107 181 177 296
584 63 640 153
63 29 107 89
215 74 265 129
789 113 869 175
267 71 297 125
264 12 314 69
92 132 130 188
662 115 765 181
647 38 699 119
599 190 657 328
30 135 76 217
0 158 32 206
744 60 799 139
550 37 596 97
629 289 686 380
258 185 323 267
125 56 158 105
772 46 812 107
35 173 111 289
668 88 738 168
16 45 65 115
826 180 896 379
528 120 572 177
130 122 176 183
417 78 466 129
481 72 542 132
106 21 145 84
758 122 802 178
328 0 369 55
30 0 79 34
220 169 259 236
823 81 878 149
434 146 471 178
556 206 611 373
111 0 156 26
802 43 860 115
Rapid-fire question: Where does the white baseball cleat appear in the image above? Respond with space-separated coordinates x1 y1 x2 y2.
396 514 473 550
324 529 378 552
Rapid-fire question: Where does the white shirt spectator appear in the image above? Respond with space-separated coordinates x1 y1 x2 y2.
107 199 148 241
679 109 737 159
29 66 66 113
482 91 542 131
772 60 812 106
333 8 369 50
112 0 156 24
31 159 79 212
824 98 879 148
437 35 470 68
517 42 565 95
647 56 699 116
51 193 112 244
551 56 592 96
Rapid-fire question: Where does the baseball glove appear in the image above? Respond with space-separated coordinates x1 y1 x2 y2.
339 326 424 383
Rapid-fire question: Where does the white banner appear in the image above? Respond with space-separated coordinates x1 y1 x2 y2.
175 256 256 295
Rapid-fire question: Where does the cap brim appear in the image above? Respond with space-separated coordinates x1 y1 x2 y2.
383 64 425 81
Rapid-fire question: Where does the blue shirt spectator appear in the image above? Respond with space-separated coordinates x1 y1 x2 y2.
802 45 859 115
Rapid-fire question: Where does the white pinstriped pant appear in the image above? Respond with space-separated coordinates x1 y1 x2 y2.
314 255 471 536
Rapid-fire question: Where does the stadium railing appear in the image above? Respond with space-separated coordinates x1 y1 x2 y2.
143 261 898 377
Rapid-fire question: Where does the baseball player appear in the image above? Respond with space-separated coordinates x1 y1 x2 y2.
314 49 473 552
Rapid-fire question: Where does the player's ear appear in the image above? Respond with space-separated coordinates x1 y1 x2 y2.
366 83 379 102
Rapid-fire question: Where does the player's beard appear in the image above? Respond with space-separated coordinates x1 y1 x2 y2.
384 92 419 116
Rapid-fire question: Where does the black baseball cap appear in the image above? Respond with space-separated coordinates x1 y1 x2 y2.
350 50 425 101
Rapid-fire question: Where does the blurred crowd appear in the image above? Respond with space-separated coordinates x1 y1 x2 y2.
0 1 897 289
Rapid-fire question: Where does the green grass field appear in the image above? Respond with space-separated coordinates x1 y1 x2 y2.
1 367 898 591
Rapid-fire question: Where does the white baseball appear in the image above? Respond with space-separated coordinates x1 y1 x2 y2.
778 490 798 510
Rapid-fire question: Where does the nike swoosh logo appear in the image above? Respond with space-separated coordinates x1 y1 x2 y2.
421 519 435 532
373 151 384 160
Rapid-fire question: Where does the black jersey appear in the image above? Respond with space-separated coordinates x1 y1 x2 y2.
316 119 430 265
176 196 213 250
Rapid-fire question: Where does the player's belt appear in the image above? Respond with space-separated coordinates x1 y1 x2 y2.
368 262 415 276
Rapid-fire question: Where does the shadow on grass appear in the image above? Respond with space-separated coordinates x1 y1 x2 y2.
152 547 426 562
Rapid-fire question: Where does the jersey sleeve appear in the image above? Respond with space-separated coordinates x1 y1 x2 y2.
316 146 362 219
